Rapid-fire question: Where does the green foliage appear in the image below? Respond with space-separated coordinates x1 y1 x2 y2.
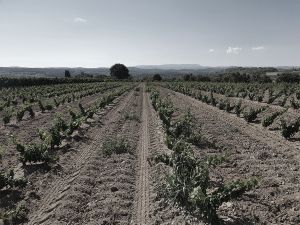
53 98 60 107
3 108 13 124
209 92 217 106
234 101 243 117
66 118 83 135
78 103 86 116
110 63 130 79
171 110 195 138
243 107 267 122
0 146 4 160
69 108 79 120
153 74 162 81
102 138 131 156
16 108 25 122
280 118 300 139
262 110 286 127
0 170 27 190
25 105 35 117
0 201 28 225
155 140 257 224
124 112 140 121
290 97 300 109
38 100 45 112
15 140 52 164
151 91 174 129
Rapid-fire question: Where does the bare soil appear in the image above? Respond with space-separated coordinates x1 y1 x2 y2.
159 87 300 225
1 83 299 225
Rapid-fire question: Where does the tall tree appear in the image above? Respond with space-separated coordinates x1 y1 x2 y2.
110 64 129 79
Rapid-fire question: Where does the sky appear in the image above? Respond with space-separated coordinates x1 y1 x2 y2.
0 0 299 68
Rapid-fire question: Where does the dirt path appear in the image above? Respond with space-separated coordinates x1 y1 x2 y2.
134 85 150 224
159 87 300 224
25 89 137 225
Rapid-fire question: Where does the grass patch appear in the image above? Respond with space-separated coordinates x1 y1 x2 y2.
124 112 140 122
102 138 131 156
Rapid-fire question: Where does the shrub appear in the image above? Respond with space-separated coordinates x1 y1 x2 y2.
0 170 27 190
25 105 35 117
69 108 79 120
0 201 28 224
102 138 131 156
44 102 53 111
3 108 13 124
234 101 243 117
243 107 267 122
78 103 86 116
290 97 300 109
15 141 52 164
171 110 195 138
38 100 45 112
53 98 60 107
262 110 286 127
66 117 83 135
0 146 4 160
209 92 217 106
225 100 235 112
16 108 26 122
280 118 300 139
154 140 257 224
217 101 226 110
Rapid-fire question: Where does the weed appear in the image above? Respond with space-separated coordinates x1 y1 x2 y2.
102 138 131 156
124 112 140 121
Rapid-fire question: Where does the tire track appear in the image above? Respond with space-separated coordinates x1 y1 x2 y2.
134 85 150 224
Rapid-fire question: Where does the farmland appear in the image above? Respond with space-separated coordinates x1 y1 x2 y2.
0 80 300 225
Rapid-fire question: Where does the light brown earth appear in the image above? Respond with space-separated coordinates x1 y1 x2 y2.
1 83 299 225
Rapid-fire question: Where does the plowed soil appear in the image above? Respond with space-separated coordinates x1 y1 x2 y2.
1 83 299 225
158 86 300 225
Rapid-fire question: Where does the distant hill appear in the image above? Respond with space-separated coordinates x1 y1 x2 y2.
0 65 226 78
135 64 210 70
0 65 297 79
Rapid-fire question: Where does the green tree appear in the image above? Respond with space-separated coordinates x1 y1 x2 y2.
153 73 162 81
110 64 130 79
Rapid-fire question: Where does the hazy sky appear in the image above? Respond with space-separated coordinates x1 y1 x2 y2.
0 0 299 67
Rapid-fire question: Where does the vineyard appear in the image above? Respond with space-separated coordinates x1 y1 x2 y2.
0 80 299 225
